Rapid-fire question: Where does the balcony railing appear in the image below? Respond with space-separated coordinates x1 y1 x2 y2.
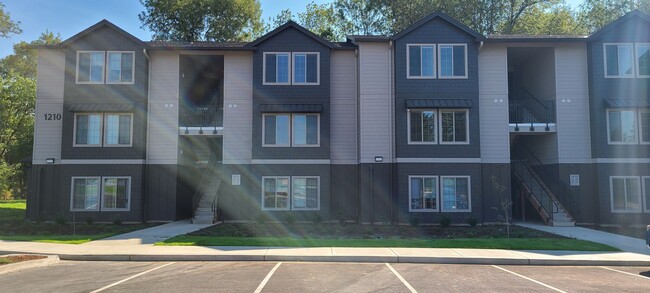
180 100 223 128
509 88 555 131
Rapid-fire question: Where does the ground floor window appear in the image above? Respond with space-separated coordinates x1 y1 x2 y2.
441 176 471 212
408 175 470 212
262 176 320 211
70 176 131 212
409 176 438 211
610 176 641 213
644 177 650 212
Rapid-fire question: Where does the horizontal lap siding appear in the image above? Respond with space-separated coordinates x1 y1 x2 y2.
330 51 358 164
479 44 509 163
33 49 65 164
223 52 253 164
147 51 179 164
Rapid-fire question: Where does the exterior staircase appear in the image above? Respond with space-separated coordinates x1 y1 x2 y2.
191 153 221 224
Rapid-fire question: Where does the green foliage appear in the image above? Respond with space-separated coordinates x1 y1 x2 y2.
112 217 123 226
138 0 264 41
0 2 21 38
578 0 650 33
408 215 421 227
0 31 61 78
299 2 340 41
466 217 478 227
266 9 294 31
311 212 323 223
439 216 451 227
284 213 296 225
85 217 94 225
334 0 392 36
54 214 67 226
507 5 588 35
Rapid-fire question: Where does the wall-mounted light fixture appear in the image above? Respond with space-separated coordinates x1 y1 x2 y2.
374 156 383 163
45 158 55 164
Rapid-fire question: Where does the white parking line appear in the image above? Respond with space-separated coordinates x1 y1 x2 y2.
599 266 650 280
90 262 176 293
254 262 282 293
385 263 418 293
492 265 567 293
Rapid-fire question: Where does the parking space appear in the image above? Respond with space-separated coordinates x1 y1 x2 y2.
1 261 649 292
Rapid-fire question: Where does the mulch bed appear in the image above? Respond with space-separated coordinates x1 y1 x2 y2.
0 255 47 266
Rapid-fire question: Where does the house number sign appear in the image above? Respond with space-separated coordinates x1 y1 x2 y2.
43 113 62 120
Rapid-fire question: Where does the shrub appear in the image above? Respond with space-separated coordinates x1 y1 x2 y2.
255 212 269 224
85 217 94 225
112 217 122 226
284 213 296 225
336 209 346 225
466 218 478 227
439 216 452 227
311 212 323 224
54 214 67 225
408 215 421 227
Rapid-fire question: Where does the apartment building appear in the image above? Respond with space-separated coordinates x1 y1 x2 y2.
27 11 650 227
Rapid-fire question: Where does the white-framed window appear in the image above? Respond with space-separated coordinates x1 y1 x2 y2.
263 52 291 85
610 176 642 213
640 109 650 144
643 176 650 213
607 109 638 144
292 52 319 85
263 113 291 147
74 113 103 147
76 51 105 84
441 176 471 212
409 176 438 212
438 44 467 79
604 43 635 78
407 44 436 78
440 109 469 144
106 51 135 84
101 177 131 211
262 176 291 210
636 43 650 78
104 114 133 147
292 114 319 146
292 177 320 210
71 177 101 211
408 109 437 144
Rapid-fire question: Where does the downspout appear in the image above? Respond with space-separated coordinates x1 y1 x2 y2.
356 48 362 224
388 40 395 224
141 48 151 222
478 40 484 51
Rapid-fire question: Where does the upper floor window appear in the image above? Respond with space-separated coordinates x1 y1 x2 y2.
438 44 467 78
636 43 650 78
263 113 320 147
293 53 319 84
104 114 133 146
264 52 290 84
407 109 468 145
77 51 105 83
407 44 436 78
440 109 469 144
264 52 320 85
606 108 650 144
605 44 635 78
74 113 133 147
292 114 319 146
408 110 436 143
107 52 134 84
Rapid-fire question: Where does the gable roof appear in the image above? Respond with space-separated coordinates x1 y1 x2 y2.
590 9 650 39
59 19 147 47
392 11 485 41
245 20 334 49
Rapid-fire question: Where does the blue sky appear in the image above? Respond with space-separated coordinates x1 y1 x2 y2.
1 0 580 58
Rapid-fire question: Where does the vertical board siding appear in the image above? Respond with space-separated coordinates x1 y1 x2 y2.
330 51 358 164
223 51 253 164
147 51 179 164
555 43 592 163
33 49 65 164
359 42 392 163
479 44 510 163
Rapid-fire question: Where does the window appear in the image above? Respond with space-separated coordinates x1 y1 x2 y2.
262 177 290 210
102 177 130 211
408 110 436 143
407 44 436 78
643 177 650 212
77 51 105 83
441 176 470 212
438 44 467 78
263 114 290 146
71 177 100 211
107 52 134 83
292 114 319 146
292 177 319 210
640 110 650 144
104 114 133 146
610 176 641 213
440 109 468 144
605 44 635 78
607 109 638 144
409 176 438 211
264 53 290 84
637 44 650 77
293 53 319 84
74 114 102 146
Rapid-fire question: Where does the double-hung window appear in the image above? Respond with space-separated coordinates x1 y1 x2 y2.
604 44 635 78
292 114 319 146
637 44 650 77
409 176 438 211
263 114 291 146
640 109 650 144
292 177 319 210
71 176 130 211
441 176 471 212
438 44 467 78
77 51 105 83
263 177 290 210
440 109 469 144
74 113 133 147
104 114 133 146
610 176 642 213
292 53 319 84
607 109 638 144
107 52 134 84
262 176 320 211
408 175 470 212
74 114 102 146
644 177 650 213
408 110 437 143
408 44 436 78
263 113 319 147
264 53 291 84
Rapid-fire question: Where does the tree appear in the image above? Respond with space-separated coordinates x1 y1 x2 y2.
138 0 264 42
266 9 293 32
334 0 392 36
0 31 61 79
578 0 650 33
507 5 587 35
0 2 21 38
299 2 340 40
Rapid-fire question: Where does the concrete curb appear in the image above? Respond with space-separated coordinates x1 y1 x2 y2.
0 255 59 275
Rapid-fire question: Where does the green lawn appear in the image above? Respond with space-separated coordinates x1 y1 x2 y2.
156 236 617 251
0 200 27 221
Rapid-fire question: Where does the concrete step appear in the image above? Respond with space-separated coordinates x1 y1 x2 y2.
196 208 212 212
194 211 214 218
192 218 213 224
552 221 575 227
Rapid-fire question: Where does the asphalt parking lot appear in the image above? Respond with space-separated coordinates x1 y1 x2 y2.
2 261 649 292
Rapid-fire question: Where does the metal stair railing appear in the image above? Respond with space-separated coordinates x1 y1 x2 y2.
508 88 555 131
511 159 557 224
181 95 223 135
192 152 219 219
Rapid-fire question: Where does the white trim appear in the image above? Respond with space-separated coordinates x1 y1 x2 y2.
291 52 320 85
105 51 135 84
406 44 436 79
407 109 437 144
408 175 439 212
76 51 105 84
595 158 650 164
609 176 642 213
262 113 291 147
396 158 480 163
606 108 638 145
70 176 101 212
439 109 470 144
262 52 291 85
635 43 650 78
603 43 636 79
252 159 330 165
291 176 320 211
437 44 468 79
60 159 145 165
261 176 291 211
100 177 131 211
103 113 134 147
440 175 472 212
643 176 650 213
292 113 320 147
73 113 103 147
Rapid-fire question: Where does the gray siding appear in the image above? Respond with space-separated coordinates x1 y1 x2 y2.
359 42 393 163
223 51 253 164
147 51 179 164
479 44 510 163
33 49 65 164
330 50 358 164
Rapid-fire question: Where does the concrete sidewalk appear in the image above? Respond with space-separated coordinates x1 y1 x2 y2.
82 220 213 246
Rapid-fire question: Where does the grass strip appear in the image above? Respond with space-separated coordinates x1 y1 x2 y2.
0 234 116 244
